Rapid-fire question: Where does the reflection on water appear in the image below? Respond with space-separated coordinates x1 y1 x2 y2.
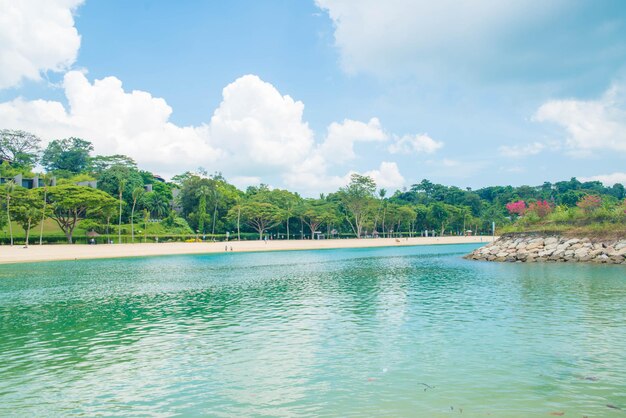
1 244 625 417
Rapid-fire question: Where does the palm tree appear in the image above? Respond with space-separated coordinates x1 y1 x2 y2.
4 180 16 246
117 179 126 244
378 188 387 237
130 187 144 243
101 205 116 244
145 193 169 219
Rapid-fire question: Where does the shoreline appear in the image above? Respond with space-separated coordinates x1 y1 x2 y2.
0 236 491 265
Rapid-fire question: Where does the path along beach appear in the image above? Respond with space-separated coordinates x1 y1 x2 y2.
0 236 492 265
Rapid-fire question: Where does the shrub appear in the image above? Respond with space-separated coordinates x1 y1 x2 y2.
528 200 552 218
577 195 602 213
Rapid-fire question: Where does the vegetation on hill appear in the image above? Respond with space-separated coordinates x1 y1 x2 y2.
1 128 625 244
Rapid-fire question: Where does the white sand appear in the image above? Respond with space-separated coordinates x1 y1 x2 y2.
0 236 494 265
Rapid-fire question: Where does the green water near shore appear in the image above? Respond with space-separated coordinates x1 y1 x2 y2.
1 244 625 417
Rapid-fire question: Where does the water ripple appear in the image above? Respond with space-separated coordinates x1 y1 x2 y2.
1 244 625 416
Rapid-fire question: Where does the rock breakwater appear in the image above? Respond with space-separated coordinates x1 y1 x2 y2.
466 234 626 264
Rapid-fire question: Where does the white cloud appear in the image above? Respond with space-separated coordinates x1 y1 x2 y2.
0 71 414 194
0 0 83 89
580 172 626 186
363 161 405 189
315 0 564 77
285 160 405 194
499 142 545 157
319 117 387 163
0 71 221 173
534 84 626 155
230 176 262 190
210 75 314 175
388 134 443 154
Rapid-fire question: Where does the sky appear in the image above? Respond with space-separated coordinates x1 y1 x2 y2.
1 0 626 195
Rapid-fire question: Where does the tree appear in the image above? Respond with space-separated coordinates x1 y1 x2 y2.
506 200 527 216
236 201 283 240
0 129 41 168
2 180 17 245
117 179 126 243
577 195 602 213
195 185 210 234
254 189 300 239
43 185 118 243
337 174 377 238
9 189 44 247
144 192 169 219
396 205 417 236
130 187 145 242
41 137 93 173
299 199 333 239
86 154 137 174
429 202 451 236
38 174 53 245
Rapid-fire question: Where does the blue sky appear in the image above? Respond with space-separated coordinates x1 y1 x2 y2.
1 0 626 194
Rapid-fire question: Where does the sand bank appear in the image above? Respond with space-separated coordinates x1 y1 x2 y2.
0 236 493 265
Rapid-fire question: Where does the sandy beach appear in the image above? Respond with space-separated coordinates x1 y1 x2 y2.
0 236 492 265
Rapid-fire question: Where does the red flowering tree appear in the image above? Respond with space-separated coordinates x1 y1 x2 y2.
528 200 552 218
506 200 527 216
576 195 602 213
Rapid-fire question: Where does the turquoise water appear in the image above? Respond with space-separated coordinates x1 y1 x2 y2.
1 243 625 417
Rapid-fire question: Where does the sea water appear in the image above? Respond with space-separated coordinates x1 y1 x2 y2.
1 244 625 417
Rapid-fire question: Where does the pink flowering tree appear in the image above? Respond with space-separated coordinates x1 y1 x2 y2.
528 200 552 218
506 200 527 216
576 195 602 214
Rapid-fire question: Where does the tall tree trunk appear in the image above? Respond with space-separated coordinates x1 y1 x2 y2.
211 199 218 237
118 189 123 244
236 206 241 240
381 207 386 238
25 218 31 248
286 215 290 240
39 187 47 245
131 200 136 243
7 196 13 246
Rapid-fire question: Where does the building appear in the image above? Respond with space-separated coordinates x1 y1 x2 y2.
0 175 98 189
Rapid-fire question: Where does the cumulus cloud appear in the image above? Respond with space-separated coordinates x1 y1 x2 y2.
363 161 405 189
534 84 626 155
499 142 545 157
580 172 626 186
210 75 314 175
285 160 405 193
0 71 413 194
319 117 387 163
0 71 221 173
0 0 83 89
388 134 443 154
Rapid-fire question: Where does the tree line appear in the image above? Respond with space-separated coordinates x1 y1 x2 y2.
1 129 625 245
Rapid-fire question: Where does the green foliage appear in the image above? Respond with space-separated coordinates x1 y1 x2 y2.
86 154 137 174
41 137 93 173
43 185 118 243
0 129 41 168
